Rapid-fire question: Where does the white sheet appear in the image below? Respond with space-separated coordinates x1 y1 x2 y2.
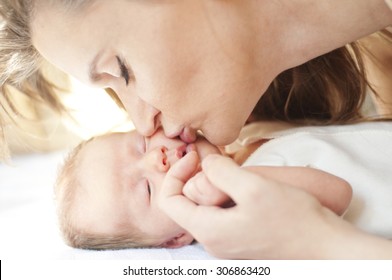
0 151 215 260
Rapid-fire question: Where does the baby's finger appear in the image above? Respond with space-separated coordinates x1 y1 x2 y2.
160 151 199 198
201 154 267 203
183 172 231 206
159 152 230 235
159 151 199 228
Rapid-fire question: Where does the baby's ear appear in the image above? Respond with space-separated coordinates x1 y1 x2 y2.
160 232 194 248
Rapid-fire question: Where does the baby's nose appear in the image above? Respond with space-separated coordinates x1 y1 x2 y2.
147 146 169 173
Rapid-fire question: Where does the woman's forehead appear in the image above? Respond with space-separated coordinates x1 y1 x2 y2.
33 0 94 14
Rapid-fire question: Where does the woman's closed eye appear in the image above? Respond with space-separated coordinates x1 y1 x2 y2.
116 55 131 86
146 180 151 200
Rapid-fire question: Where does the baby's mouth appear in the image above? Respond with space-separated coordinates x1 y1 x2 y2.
176 144 197 158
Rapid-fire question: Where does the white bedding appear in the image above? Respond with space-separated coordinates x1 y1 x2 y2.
0 151 215 260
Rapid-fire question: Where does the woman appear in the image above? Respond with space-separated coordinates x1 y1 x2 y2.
1 0 391 258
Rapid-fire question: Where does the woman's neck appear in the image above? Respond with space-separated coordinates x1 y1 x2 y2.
227 139 270 166
249 0 392 71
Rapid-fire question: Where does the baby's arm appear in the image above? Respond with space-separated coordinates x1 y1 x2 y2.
184 162 352 215
243 166 352 216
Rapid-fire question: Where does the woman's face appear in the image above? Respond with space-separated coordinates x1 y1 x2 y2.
31 0 270 145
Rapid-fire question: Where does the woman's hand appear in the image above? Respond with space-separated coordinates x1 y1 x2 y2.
159 153 362 259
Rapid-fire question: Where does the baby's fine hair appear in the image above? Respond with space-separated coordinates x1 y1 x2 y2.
55 137 159 250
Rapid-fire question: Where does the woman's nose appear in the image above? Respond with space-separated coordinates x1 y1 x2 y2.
114 81 162 136
132 103 161 137
144 146 169 173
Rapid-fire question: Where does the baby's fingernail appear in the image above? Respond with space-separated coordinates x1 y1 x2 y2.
186 144 196 153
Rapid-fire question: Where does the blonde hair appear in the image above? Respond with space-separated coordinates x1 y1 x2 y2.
0 0 67 158
0 0 124 160
55 137 159 250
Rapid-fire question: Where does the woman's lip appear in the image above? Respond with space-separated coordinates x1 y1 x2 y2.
180 127 196 143
165 127 196 143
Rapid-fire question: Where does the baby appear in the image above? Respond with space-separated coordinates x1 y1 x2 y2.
55 124 354 250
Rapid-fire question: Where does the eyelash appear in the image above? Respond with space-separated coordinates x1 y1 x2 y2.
116 56 130 86
146 181 151 197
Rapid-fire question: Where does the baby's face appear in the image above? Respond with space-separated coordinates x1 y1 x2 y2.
74 129 221 247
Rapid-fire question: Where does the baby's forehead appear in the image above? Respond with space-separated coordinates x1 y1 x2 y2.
82 131 136 153
96 131 136 143
76 133 128 183
72 191 133 236
74 144 132 221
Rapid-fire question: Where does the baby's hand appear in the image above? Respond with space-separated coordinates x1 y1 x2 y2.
161 149 231 207
183 171 231 206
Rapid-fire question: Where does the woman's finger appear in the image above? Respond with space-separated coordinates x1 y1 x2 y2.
201 154 267 203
